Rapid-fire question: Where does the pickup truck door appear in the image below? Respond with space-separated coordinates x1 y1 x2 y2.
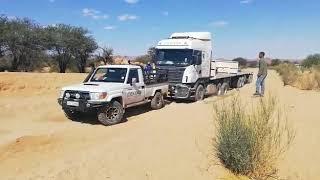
124 68 145 105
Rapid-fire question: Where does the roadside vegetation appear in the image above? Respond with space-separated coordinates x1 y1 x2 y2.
0 15 155 73
213 96 295 179
274 54 320 90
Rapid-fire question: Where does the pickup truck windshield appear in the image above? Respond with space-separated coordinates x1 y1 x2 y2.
90 68 127 83
155 49 193 66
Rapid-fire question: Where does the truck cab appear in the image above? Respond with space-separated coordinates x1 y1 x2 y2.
58 65 168 126
155 32 213 100
156 32 212 84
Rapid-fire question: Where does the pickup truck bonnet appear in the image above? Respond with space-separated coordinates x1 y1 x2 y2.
62 82 128 93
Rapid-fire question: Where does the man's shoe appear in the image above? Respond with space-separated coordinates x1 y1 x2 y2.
253 92 260 96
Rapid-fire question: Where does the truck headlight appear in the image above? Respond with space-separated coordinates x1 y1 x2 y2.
90 92 107 100
59 90 65 98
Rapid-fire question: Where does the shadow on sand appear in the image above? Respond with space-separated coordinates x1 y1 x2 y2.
70 99 174 126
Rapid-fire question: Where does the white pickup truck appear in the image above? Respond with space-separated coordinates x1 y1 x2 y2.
58 65 168 126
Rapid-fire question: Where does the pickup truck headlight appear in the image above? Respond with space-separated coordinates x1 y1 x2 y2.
90 92 107 100
59 90 65 98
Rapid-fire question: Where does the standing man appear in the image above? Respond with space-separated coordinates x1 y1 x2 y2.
254 52 268 96
144 62 152 75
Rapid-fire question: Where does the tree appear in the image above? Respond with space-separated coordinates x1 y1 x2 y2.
134 46 156 64
1 17 44 71
99 47 114 65
44 24 71 73
44 24 100 73
302 54 320 68
232 57 247 67
71 27 98 73
147 46 156 63
0 15 8 58
0 15 101 73
271 59 281 66
134 55 151 64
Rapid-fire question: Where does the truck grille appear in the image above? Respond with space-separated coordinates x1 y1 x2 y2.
167 68 185 84
64 90 90 100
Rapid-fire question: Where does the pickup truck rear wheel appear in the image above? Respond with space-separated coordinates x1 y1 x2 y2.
97 101 124 126
194 84 205 101
151 92 164 110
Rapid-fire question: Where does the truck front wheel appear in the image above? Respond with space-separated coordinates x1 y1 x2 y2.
97 101 124 126
194 84 205 101
151 92 164 110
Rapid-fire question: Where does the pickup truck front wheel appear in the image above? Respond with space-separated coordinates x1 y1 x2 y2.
151 92 164 110
97 101 124 126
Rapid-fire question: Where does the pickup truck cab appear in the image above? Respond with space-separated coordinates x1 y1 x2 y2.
58 64 168 126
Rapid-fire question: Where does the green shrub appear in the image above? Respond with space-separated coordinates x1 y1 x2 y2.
302 54 320 68
213 96 295 179
271 59 281 66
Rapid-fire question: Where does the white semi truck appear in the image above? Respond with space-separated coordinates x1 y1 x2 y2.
155 32 253 101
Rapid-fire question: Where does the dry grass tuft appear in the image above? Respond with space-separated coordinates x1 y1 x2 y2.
274 63 299 86
213 95 295 179
275 63 320 90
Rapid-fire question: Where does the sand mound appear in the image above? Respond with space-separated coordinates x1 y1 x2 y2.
0 72 87 95
0 135 58 160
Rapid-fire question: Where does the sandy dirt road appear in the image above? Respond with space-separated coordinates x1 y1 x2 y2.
0 70 319 180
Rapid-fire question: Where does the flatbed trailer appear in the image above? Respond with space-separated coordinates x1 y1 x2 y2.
170 71 253 100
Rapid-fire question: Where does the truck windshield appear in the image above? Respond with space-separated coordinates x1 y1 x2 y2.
90 68 127 83
155 49 193 66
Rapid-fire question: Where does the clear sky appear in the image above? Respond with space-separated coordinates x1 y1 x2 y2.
1 0 320 59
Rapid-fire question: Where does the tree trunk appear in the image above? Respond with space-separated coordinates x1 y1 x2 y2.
77 55 86 73
11 55 19 71
58 56 66 73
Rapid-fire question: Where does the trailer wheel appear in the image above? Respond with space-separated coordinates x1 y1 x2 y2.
246 74 253 84
237 77 243 88
63 109 81 121
217 83 223 96
242 76 247 85
97 101 124 126
194 84 205 101
218 83 229 96
151 92 164 110
241 77 246 87
222 83 229 95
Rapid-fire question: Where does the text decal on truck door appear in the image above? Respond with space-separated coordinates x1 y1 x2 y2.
127 90 142 97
